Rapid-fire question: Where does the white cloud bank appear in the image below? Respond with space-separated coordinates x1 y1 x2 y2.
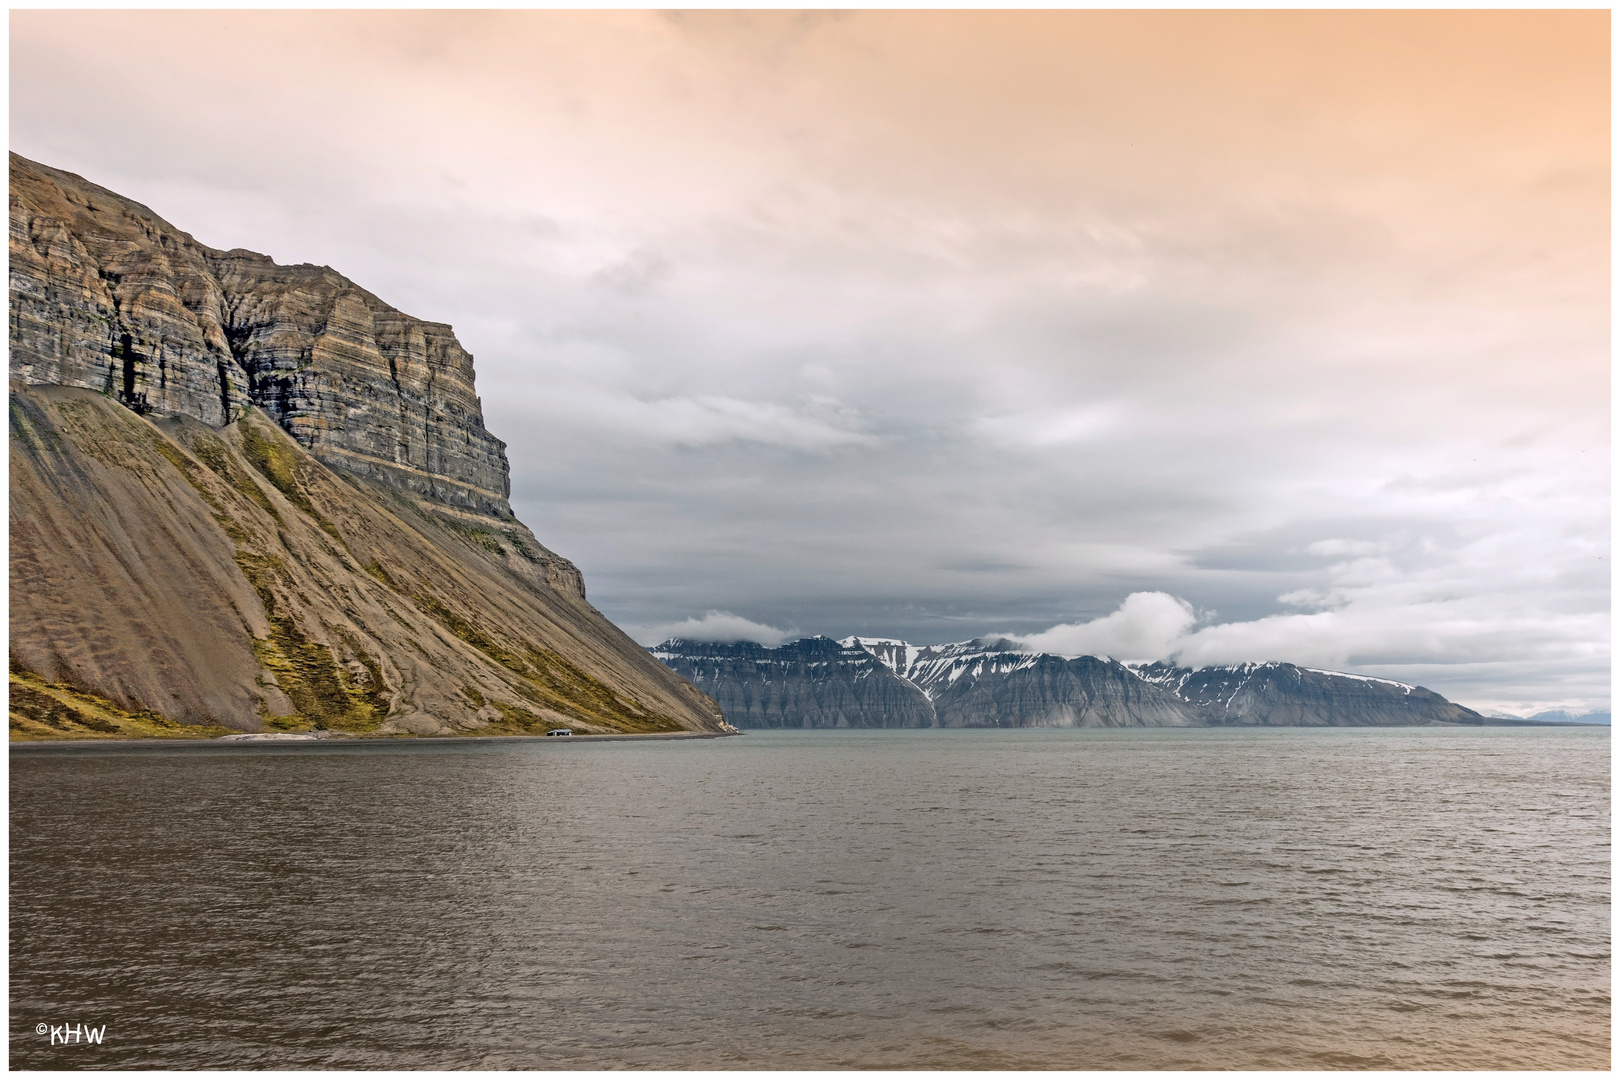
636 610 795 648
1004 592 1196 662
971 403 1127 449
509 385 881 453
1001 582 1608 714
1008 590 1610 675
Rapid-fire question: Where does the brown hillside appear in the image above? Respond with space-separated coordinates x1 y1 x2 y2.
11 385 724 737
9 151 724 738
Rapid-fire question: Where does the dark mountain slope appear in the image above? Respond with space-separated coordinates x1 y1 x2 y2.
845 637 1202 727
1132 661 1489 726
931 651 1203 728
653 638 1201 729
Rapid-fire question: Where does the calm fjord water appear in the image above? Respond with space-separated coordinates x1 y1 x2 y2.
10 727 1609 1069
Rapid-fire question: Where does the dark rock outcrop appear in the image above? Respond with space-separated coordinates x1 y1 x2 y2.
10 153 511 517
1132 661 1489 726
650 638 935 729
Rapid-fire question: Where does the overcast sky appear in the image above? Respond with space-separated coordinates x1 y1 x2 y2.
11 10 1609 715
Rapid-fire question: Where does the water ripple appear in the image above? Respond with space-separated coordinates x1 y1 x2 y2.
9 725 1610 1068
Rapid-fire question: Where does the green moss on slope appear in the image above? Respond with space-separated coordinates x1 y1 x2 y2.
8 666 236 741
239 421 344 543
233 553 386 733
187 429 283 524
413 589 682 733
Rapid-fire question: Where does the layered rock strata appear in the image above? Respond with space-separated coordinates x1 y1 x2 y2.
9 155 724 737
10 153 510 517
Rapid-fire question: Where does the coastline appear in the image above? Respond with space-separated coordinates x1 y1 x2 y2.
9 729 743 752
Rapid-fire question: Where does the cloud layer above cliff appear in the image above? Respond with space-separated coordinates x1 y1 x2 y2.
639 611 796 649
10 10 1608 714
1007 593 1198 663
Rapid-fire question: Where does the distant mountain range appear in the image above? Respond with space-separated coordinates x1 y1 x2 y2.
1493 710 1611 726
651 636 1578 729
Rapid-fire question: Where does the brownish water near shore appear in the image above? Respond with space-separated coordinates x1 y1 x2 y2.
10 726 1609 1068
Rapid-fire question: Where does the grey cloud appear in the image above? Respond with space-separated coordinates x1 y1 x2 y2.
594 248 671 295
630 611 796 648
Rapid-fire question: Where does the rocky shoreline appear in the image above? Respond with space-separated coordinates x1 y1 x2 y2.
10 729 744 751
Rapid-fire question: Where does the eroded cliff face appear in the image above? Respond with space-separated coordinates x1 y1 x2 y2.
10 153 510 517
9 154 725 738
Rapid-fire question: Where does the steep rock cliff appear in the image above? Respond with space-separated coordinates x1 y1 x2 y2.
9 155 724 738
10 153 510 517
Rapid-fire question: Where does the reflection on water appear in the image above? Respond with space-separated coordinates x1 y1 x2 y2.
10 727 1610 1068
